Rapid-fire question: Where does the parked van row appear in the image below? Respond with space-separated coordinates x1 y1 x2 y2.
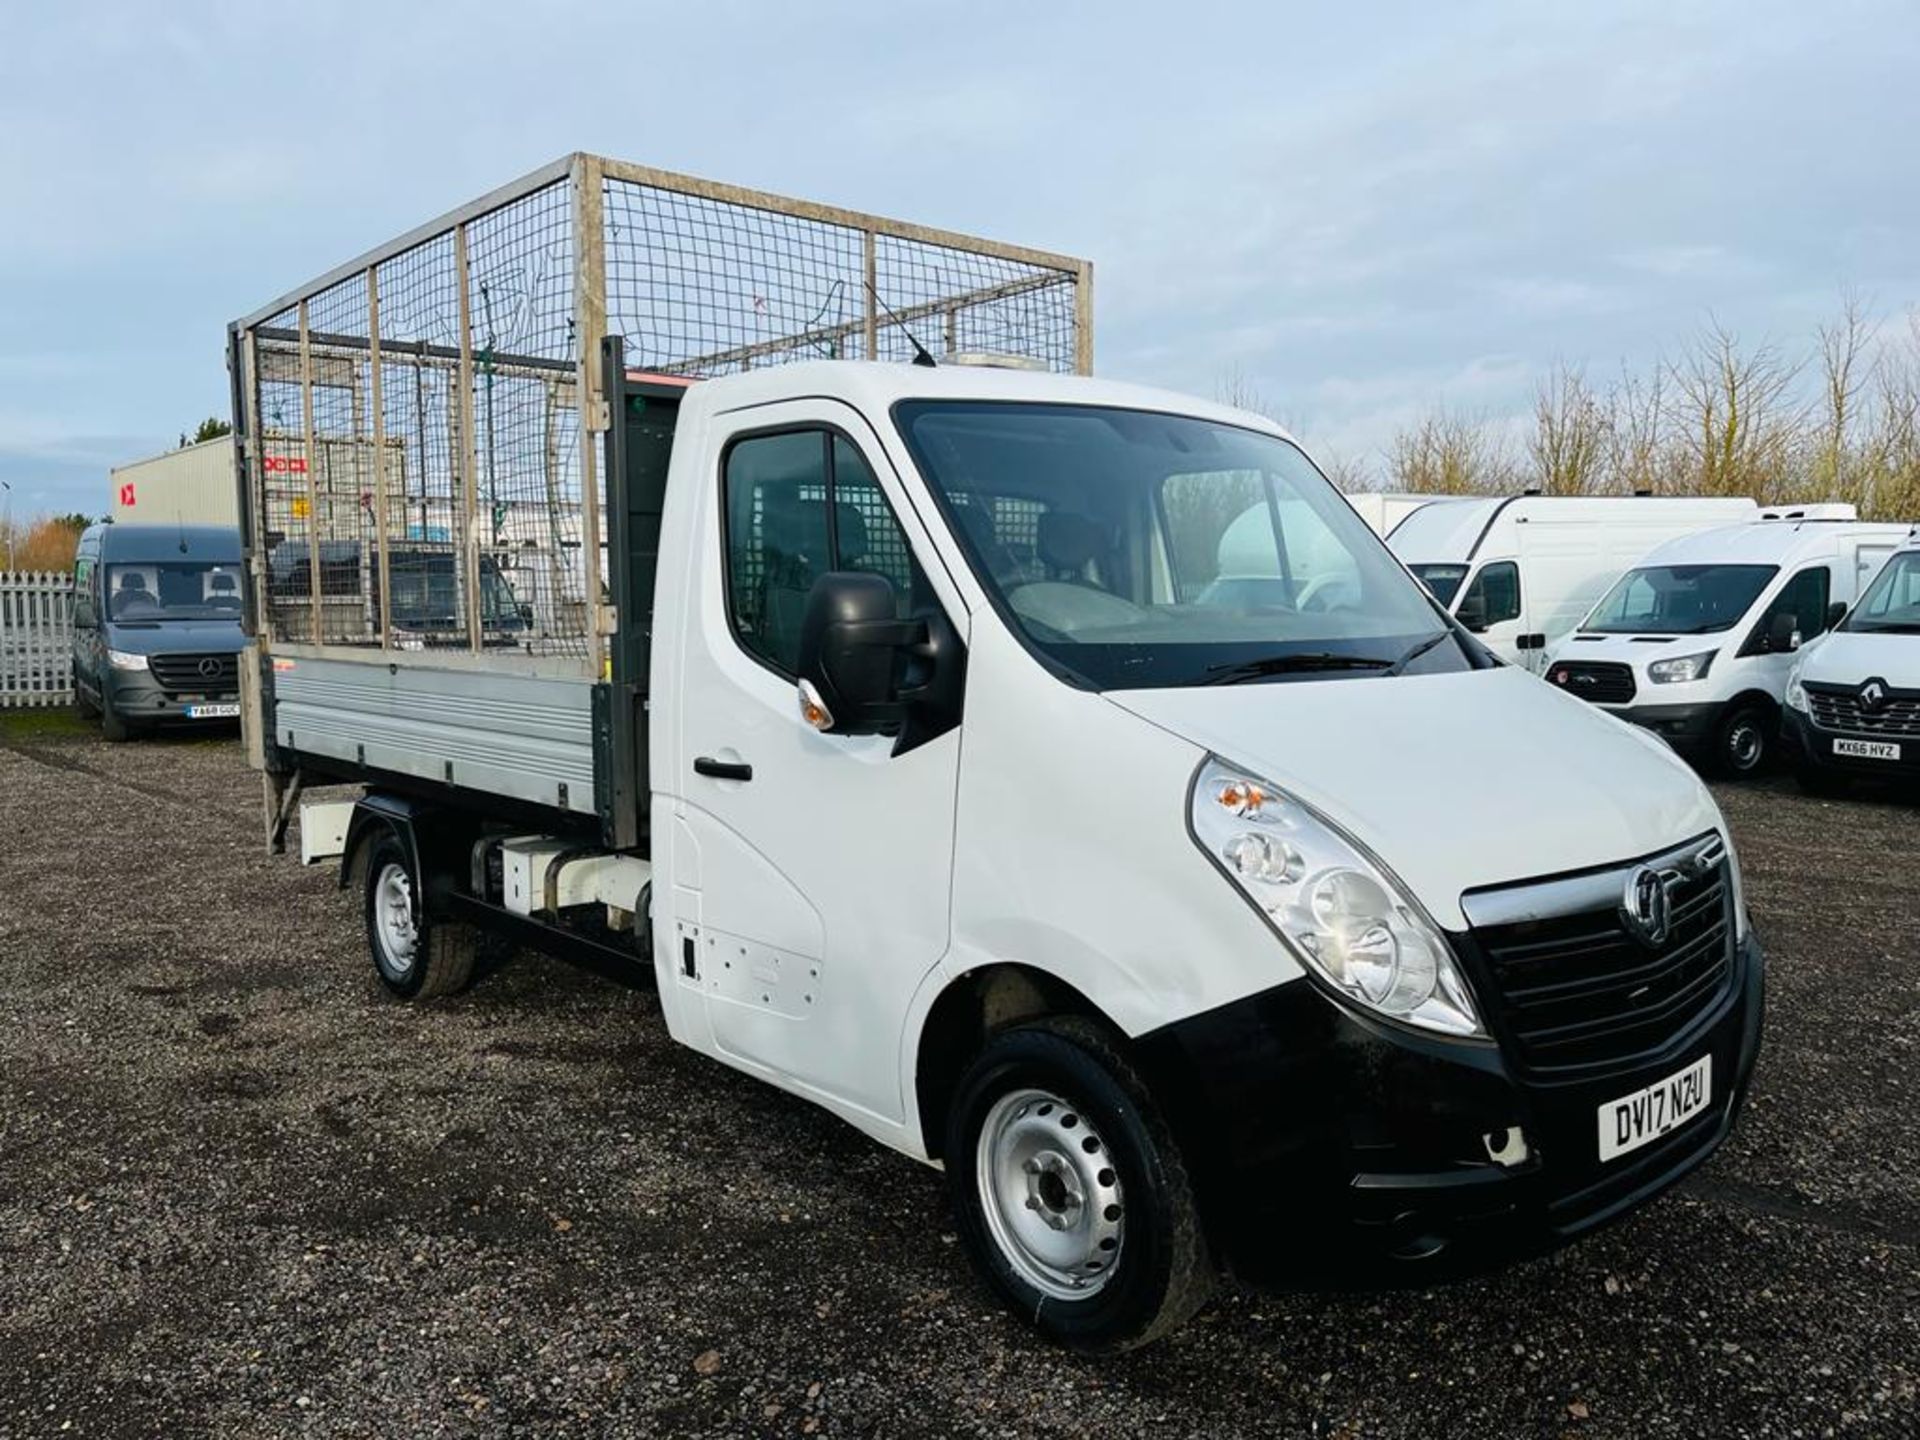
1542 516 1910 776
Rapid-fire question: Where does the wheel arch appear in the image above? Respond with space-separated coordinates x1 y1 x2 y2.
340 792 478 917
914 963 1124 1163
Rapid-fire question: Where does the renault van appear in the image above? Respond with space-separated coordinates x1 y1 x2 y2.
1545 517 1907 775
1784 535 1920 791
70 523 245 741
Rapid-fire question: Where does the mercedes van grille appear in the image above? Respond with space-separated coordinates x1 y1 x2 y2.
1807 688 1920 736
1545 660 1636 706
149 653 239 694
1461 836 1734 1076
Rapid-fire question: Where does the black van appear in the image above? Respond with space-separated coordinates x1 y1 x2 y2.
70 524 245 741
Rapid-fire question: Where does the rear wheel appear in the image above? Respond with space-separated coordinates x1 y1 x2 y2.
362 831 477 999
1713 703 1772 778
945 1017 1213 1353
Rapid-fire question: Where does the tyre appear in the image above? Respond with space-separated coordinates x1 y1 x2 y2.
73 680 98 719
362 831 478 999
945 1017 1214 1353
99 693 134 743
1713 703 1772 778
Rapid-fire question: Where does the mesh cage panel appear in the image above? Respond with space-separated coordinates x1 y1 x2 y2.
237 155 1087 671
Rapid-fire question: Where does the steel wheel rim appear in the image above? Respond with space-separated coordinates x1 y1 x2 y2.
975 1087 1125 1301
374 862 419 977
1730 721 1764 770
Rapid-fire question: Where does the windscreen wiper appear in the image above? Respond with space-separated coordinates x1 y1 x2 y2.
1381 629 1453 677
1203 652 1394 685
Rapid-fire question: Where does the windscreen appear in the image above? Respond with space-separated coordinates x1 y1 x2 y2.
1408 563 1469 606
1581 564 1778 635
1844 551 1920 633
107 563 243 622
894 401 1460 689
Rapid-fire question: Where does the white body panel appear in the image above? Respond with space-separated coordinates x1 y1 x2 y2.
626 362 1741 1164
1341 492 1462 538
1793 625 1920 693
1545 520 1910 718
1391 496 1762 671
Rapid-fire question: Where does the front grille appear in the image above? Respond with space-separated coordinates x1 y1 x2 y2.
149 652 239 693
1807 689 1920 736
1463 837 1735 1076
1546 660 1636 705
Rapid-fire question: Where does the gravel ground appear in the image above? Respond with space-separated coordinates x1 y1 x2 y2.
0 714 1915 1439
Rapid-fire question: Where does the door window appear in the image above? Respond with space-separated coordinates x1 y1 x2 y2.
73 557 96 627
722 429 923 676
1760 566 1832 643
1461 561 1521 625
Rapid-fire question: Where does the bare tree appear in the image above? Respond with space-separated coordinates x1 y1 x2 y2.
1603 362 1678 495
1529 362 1612 494
1811 292 1875 509
1389 410 1520 494
1666 318 1803 501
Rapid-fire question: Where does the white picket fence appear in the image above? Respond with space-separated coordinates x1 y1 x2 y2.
0 572 75 708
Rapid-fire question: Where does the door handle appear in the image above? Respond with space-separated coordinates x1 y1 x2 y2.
694 756 753 782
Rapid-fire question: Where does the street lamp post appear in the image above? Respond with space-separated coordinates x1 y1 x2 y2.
1 481 14 573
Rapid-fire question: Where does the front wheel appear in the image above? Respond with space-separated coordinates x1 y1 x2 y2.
99 693 134 742
945 1018 1214 1353
362 831 477 999
1713 703 1773 778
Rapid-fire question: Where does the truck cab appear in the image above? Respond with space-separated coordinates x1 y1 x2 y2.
1783 535 1920 790
1545 517 1908 776
70 523 245 740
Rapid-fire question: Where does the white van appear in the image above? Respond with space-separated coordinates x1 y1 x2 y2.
1390 495 1760 670
1342 491 1462 538
1545 517 1909 776
1783 535 1920 791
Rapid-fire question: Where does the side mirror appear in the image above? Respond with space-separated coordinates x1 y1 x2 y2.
1768 612 1801 653
1826 600 1848 629
795 571 964 753
1455 594 1489 633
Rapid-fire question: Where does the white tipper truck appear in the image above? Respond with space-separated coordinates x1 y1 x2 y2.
232 155 1762 1351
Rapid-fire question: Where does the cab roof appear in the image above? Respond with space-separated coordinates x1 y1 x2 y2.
687 359 1302 444
85 523 242 563
1638 518 1912 568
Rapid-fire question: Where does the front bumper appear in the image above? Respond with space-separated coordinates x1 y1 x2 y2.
1783 708 1920 778
107 669 241 724
1595 700 1723 750
1133 930 1764 1287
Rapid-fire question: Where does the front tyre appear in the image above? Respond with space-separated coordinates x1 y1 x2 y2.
361 831 477 999
1714 703 1772 778
945 1018 1213 1353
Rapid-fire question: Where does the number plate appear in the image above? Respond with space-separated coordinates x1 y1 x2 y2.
1598 1055 1712 1162
185 703 241 719
1834 737 1900 761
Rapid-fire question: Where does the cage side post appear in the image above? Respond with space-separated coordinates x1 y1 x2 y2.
454 221 483 653
367 265 393 649
297 301 323 640
573 154 608 677
1074 260 1094 376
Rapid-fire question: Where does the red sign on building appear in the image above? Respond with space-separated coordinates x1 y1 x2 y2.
119 482 136 508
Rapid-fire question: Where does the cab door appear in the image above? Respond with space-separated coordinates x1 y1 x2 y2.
1457 560 1528 666
668 401 963 1127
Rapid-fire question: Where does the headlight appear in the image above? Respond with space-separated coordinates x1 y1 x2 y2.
1190 757 1482 1037
1649 651 1715 684
1784 663 1808 712
107 649 149 671
1724 829 1751 941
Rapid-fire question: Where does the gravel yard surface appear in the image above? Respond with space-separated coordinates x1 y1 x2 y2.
0 714 1914 1438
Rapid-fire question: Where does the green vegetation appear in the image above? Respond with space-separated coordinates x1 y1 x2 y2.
0 707 91 742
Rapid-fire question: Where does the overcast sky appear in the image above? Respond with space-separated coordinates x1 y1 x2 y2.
3 0 1917 518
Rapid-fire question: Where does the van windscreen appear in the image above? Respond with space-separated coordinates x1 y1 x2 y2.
107 563 244 622
1408 564 1469 606
1581 564 1777 635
